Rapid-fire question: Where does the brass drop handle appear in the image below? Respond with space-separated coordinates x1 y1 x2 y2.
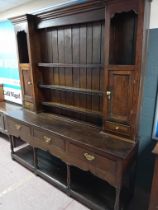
15 124 21 130
115 126 119 130
84 153 95 161
43 136 51 144
106 91 111 100
27 81 32 85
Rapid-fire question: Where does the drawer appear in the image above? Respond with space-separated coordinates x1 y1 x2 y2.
105 121 131 137
32 128 65 152
7 118 31 142
68 143 116 186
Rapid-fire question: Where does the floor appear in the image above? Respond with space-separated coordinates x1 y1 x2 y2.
0 134 149 210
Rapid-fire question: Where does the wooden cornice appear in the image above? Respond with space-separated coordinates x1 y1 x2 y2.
9 0 151 25
9 14 37 25
10 14 28 24
11 0 151 27
36 0 106 21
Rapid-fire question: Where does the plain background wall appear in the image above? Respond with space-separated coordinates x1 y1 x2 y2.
150 0 158 29
136 0 158 193
137 28 158 192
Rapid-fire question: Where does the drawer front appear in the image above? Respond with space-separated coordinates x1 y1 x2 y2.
68 143 116 186
32 128 65 152
7 118 31 142
105 121 131 137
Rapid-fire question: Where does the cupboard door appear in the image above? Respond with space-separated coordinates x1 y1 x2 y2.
19 64 34 109
104 70 134 137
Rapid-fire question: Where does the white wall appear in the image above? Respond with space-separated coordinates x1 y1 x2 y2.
0 0 157 28
150 0 158 29
0 0 72 20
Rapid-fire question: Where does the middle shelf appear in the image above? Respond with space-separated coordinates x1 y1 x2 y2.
39 84 103 96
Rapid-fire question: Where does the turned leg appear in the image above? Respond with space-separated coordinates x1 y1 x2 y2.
114 187 121 210
33 147 38 170
67 164 71 195
10 135 14 154
129 161 137 198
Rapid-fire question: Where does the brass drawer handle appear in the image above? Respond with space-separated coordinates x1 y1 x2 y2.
15 124 21 130
115 126 119 130
43 136 51 144
84 153 95 161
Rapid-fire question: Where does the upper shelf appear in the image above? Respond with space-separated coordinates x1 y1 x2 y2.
38 63 135 70
38 63 104 69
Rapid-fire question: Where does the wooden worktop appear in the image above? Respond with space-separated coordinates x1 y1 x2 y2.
0 102 135 160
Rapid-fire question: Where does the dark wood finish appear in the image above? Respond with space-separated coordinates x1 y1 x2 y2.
0 112 8 134
149 143 158 210
67 143 117 187
10 15 40 112
8 0 151 209
107 65 135 71
39 85 103 96
104 70 134 138
38 63 103 68
105 121 131 138
107 70 134 123
37 1 105 29
0 112 5 133
109 11 137 65
41 102 102 119
17 32 29 63
103 0 150 140
38 20 104 124
2 101 136 210
19 64 33 105
7 118 31 143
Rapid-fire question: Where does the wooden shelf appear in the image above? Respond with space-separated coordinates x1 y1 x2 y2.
41 102 102 118
39 85 103 96
38 63 104 69
107 65 135 71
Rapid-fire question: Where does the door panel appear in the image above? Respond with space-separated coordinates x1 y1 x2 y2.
20 64 33 103
104 70 134 137
108 71 133 123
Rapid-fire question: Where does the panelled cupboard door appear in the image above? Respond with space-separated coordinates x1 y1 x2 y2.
19 64 34 109
104 70 134 138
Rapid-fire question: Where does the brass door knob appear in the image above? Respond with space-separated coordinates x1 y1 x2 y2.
106 91 111 100
27 81 32 85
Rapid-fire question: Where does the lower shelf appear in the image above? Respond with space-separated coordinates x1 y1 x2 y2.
36 149 67 192
70 166 116 210
12 144 34 172
11 144 131 210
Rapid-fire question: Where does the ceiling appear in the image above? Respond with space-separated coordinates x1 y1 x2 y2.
0 0 35 13
0 0 69 19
